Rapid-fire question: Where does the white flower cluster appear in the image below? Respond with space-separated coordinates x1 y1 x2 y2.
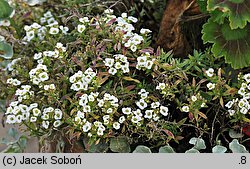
34 42 66 63
69 68 96 91
77 17 90 33
104 54 130 75
136 52 155 70
226 73 250 116
29 63 49 85
6 58 21 72
122 89 169 126
104 11 150 52
74 92 122 137
15 85 34 102
6 78 21 86
23 11 69 42
5 101 63 129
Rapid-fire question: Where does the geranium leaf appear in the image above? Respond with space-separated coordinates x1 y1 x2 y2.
0 41 13 59
207 0 250 29
0 0 13 19
202 19 250 69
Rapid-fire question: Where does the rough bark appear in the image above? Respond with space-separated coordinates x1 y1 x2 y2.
156 0 202 57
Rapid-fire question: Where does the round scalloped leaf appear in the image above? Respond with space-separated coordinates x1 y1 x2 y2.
229 139 249 153
0 41 13 59
207 0 250 29
189 137 206 150
212 145 227 153
185 148 200 153
110 136 130 153
0 0 13 19
159 145 175 153
133 145 151 153
202 19 250 69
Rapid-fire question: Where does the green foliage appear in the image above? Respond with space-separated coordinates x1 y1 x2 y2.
0 41 13 59
1 128 28 153
207 0 250 29
229 129 244 139
212 145 227 153
0 0 13 19
110 137 131 153
133 145 152 153
158 144 175 153
229 139 249 153
200 0 250 69
189 137 206 150
185 148 200 153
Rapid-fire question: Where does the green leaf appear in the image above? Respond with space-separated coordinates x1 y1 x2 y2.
0 41 13 59
212 145 227 153
202 19 250 69
189 137 206 150
0 0 13 19
197 0 208 13
229 139 249 153
8 128 19 140
18 135 27 150
88 140 109 153
229 129 244 138
110 136 130 153
159 145 175 153
185 148 200 153
207 0 250 29
133 145 151 153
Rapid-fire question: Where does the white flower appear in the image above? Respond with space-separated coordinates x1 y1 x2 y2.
82 121 92 132
83 105 91 113
151 102 160 109
88 95 95 102
30 116 37 122
191 96 197 102
107 108 113 114
97 129 104 136
121 13 127 18
12 79 21 86
243 73 250 83
54 109 63 119
38 72 49 81
225 101 234 109
156 83 166 90
44 11 53 18
15 115 23 123
238 87 245 96
77 111 85 119
153 114 160 121
108 68 117 75
6 115 16 124
31 23 41 29
122 107 132 115
182 106 190 112
98 99 104 107
140 28 152 34
79 17 89 23
53 120 62 127
131 116 141 124
207 82 215 90
238 99 247 108
26 30 35 41
119 116 126 123
49 84 56 90
160 106 169 116
49 27 59 34
42 121 50 129
44 85 49 90
136 99 147 110
104 9 114 14
104 58 114 67
113 122 120 130
77 24 86 33
228 110 235 116
128 16 138 23
34 52 43 60
32 108 41 116
6 78 13 84
5 107 13 115
240 107 248 114
201 102 206 108
114 62 122 69
146 60 153 69
59 26 69 34
41 114 49 120
144 110 153 119
130 45 137 52
205 68 214 77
